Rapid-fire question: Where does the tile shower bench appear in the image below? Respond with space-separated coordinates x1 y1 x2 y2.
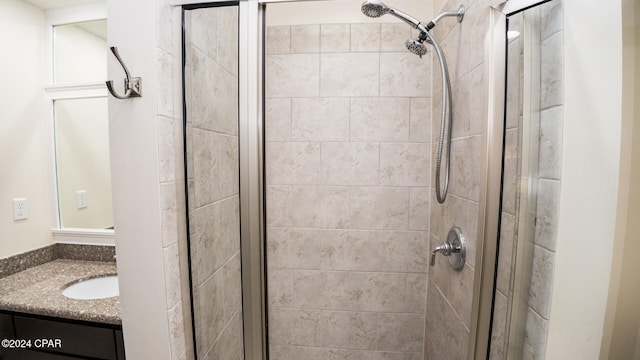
0 259 125 359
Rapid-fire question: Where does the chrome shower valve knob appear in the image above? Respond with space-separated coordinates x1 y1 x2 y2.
430 225 466 271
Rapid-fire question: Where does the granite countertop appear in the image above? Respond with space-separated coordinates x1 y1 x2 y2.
0 259 121 325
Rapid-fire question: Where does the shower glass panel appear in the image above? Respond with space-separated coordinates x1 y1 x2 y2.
183 4 244 360
491 1 563 358
264 2 433 358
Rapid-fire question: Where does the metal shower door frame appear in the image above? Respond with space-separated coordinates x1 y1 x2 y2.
470 1 553 359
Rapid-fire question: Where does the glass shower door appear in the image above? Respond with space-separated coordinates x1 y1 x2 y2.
183 4 244 360
263 2 433 359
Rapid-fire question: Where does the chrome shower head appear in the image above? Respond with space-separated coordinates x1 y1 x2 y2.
361 0 425 31
361 0 387 18
405 38 428 57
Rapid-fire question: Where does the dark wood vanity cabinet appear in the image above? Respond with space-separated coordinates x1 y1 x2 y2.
0 312 125 360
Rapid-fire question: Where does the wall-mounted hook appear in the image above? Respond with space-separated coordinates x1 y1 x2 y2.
106 46 142 99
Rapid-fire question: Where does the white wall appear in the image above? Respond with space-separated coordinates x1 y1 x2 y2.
108 0 190 358
600 0 640 357
545 1 623 358
0 0 55 258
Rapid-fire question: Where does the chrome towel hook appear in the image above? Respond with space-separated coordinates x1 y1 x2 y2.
106 46 142 99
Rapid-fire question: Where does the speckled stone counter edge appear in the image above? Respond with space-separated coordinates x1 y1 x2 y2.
0 244 116 278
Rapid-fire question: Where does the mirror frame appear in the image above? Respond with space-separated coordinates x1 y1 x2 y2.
44 2 114 245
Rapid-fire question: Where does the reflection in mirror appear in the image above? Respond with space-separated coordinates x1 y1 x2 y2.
53 20 107 84
183 4 244 359
54 97 113 229
51 17 112 230
491 1 563 359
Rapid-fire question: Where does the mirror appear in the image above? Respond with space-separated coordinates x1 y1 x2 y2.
52 18 112 230
54 97 113 229
53 20 107 84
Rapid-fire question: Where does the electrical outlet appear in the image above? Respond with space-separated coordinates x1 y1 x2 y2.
12 198 28 221
76 190 88 209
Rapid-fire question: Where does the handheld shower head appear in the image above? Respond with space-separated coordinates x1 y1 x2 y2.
361 0 387 18
405 38 428 57
361 0 427 32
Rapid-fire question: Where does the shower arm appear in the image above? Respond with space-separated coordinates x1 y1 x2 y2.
426 5 465 30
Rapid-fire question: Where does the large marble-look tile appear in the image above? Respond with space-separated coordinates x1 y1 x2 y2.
321 142 380 186
321 230 379 271
270 345 406 360
380 53 430 97
194 270 224 356
192 129 220 207
410 97 431 142
538 106 563 180
535 179 561 251
292 186 350 228
223 253 242 322
380 143 430 186
267 54 320 97
528 245 555 318
269 308 378 349
320 53 379 96
219 134 239 198
291 98 350 141
409 187 430 231
267 142 322 185
450 135 482 202
380 23 411 52
351 98 410 141
291 24 320 53
266 185 293 227
193 197 240 285
375 313 425 352
267 25 291 55
489 291 508 360
321 24 350 53
265 98 292 141
216 6 238 76
522 308 548 360
190 9 217 59
540 0 563 40
496 212 515 295
351 24 381 52
540 31 563 109
203 311 244 360
350 187 410 230
378 231 429 273
190 49 238 135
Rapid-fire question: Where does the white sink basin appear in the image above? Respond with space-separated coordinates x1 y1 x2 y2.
62 275 119 300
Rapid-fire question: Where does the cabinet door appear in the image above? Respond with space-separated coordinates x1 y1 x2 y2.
16 349 80 360
0 314 18 360
14 316 117 360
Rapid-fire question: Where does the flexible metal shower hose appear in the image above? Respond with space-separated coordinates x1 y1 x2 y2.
425 32 453 204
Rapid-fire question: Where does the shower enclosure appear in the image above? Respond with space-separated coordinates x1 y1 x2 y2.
180 0 561 359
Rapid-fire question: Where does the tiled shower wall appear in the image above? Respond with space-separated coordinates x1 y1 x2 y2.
184 7 244 360
521 1 564 358
425 0 489 358
265 23 432 359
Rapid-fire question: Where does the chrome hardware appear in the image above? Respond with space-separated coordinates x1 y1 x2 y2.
430 225 466 271
106 46 142 99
